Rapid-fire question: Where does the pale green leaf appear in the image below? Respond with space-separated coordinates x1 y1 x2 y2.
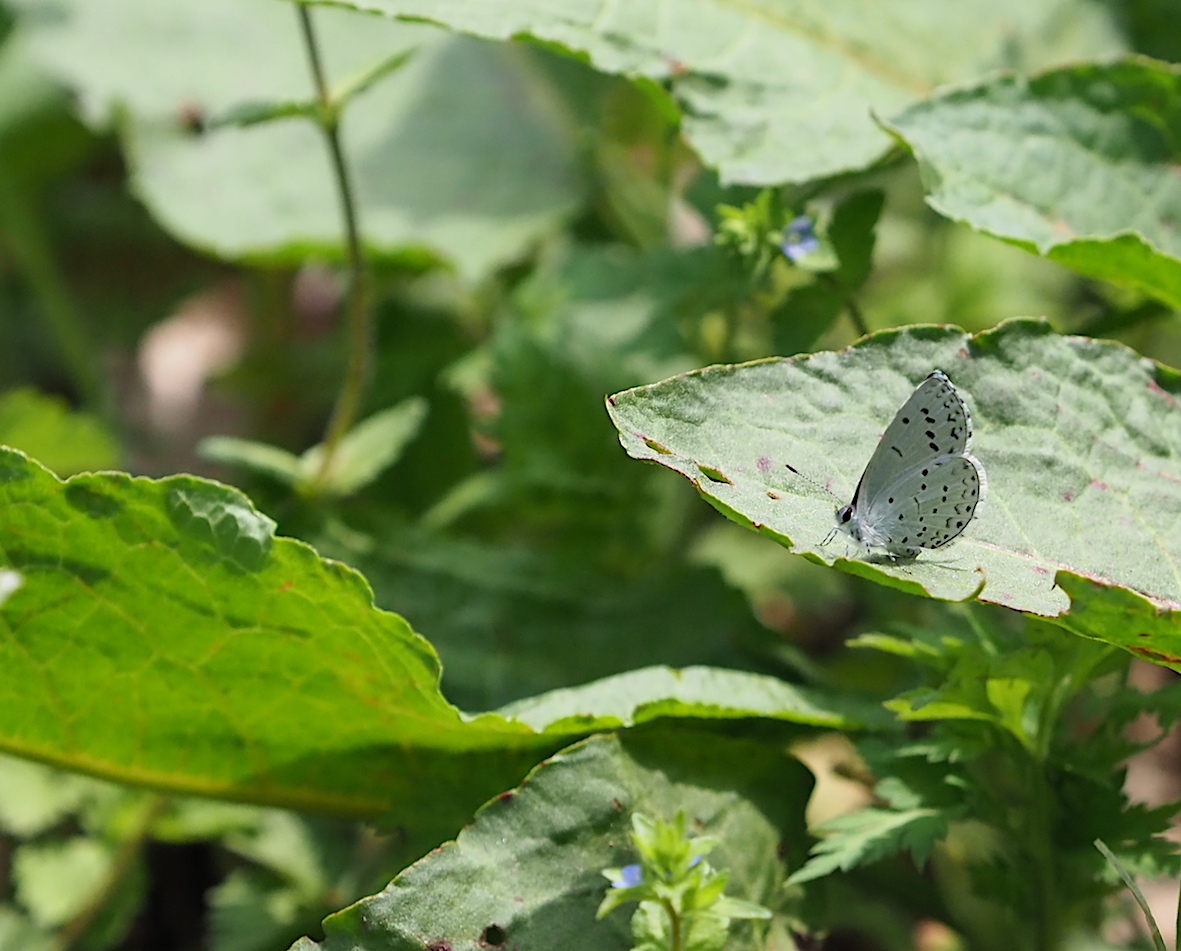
606 319 1181 663
885 59 1181 308
497 666 885 733
298 0 1123 185
10 0 584 278
298 397 428 496
13 838 114 928
199 436 303 486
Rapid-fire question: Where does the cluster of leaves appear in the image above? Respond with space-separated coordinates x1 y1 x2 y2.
1 1 1181 951
599 811 772 951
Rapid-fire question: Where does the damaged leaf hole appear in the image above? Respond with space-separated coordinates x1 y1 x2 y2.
698 465 732 485
479 924 507 947
641 436 672 454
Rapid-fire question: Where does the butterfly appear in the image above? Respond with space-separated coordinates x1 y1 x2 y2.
810 370 986 559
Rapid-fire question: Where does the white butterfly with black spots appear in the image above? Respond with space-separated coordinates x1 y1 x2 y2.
826 369 986 559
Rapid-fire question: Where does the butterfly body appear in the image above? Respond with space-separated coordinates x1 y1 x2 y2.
829 370 985 559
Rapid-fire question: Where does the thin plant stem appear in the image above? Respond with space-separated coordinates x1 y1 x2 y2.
1094 838 1168 951
952 601 999 656
1028 764 1062 951
816 272 870 339
663 898 682 951
844 294 870 338
296 3 372 491
54 795 171 951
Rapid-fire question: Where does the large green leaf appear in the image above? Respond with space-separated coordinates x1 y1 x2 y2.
0 448 535 821
290 730 811 951
299 0 1123 185
0 449 866 830
605 319 1181 664
884 59 1181 308
8 0 583 277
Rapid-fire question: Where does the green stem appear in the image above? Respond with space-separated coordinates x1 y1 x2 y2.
953 601 999 656
333 47 417 106
296 3 372 491
1026 762 1061 951
54 795 171 951
816 272 870 339
662 898 682 951
844 294 870 338
1094 839 1168 951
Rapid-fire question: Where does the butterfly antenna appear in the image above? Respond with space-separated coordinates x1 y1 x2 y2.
784 462 841 502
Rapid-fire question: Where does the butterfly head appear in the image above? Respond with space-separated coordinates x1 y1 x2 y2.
825 501 861 548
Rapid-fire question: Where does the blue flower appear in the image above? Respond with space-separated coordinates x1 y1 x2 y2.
611 864 643 888
781 215 819 262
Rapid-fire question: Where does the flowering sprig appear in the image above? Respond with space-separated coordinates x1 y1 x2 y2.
598 810 771 951
715 190 832 278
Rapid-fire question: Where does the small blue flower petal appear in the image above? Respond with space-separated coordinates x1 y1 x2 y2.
782 215 820 262
611 864 644 888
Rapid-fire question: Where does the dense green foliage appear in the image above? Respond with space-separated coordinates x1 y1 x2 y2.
2 2 1181 950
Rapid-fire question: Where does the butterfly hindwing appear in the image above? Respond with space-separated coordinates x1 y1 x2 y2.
860 454 984 555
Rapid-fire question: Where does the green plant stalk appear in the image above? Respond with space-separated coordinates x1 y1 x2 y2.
332 47 417 107
662 897 682 951
817 272 870 338
1093 838 1168 951
1024 654 1065 951
1030 768 1061 951
0 168 106 412
54 795 171 951
844 297 870 338
296 2 373 491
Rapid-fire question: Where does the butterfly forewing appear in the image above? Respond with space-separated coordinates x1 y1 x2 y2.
852 371 973 508
828 369 985 558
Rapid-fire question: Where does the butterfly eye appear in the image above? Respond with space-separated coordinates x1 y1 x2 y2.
837 505 853 524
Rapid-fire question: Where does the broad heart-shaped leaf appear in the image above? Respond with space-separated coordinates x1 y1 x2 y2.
8 0 583 278
606 319 1181 664
290 730 811 951
884 59 1181 309
0 448 536 824
0 448 868 836
301 0 1122 185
